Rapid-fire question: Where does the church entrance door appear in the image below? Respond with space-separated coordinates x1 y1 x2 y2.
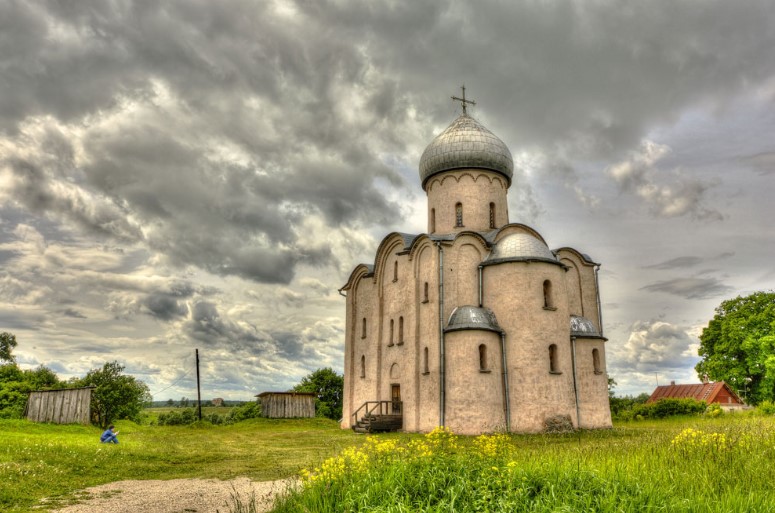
391 384 401 414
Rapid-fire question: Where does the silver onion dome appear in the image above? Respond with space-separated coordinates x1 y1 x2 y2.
445 305 503 333
570 315 601 337
419 114 513 189
485 232 557 264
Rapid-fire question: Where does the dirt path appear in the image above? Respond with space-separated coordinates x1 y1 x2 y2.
47 477 295 513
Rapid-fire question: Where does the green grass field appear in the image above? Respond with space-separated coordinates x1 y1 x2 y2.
2 414 775 512
0 416 357 512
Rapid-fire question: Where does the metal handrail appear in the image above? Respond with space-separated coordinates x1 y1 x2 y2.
352 400 403 425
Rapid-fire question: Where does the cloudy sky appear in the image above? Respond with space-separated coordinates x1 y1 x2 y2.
1 0 774 401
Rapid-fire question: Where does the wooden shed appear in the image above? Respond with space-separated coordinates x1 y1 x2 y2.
257 391 316 418
25 387 95 424
647 380 745 410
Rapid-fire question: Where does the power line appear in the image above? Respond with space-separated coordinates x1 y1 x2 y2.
149 364 194 397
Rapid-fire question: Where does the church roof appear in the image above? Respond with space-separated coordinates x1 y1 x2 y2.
419 114 513 189
445 306 503 333
554 246 600 266
484 232 558 266
396 232 420 251
570 315 603 338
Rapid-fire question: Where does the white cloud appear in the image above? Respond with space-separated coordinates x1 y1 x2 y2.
606 140 723 220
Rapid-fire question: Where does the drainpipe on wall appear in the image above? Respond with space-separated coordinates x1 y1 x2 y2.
571 336 581 429
594 264 603 337
436 241 446 427
478 265 483 307
500 332 511 432
483 263 509 430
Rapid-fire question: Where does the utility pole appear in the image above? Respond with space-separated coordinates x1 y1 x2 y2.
196 348 202 421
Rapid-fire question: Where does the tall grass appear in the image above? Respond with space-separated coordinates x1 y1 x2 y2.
273 416 775 513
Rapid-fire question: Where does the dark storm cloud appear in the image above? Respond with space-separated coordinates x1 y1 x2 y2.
640 277 734 300
2 0 774 287
71 343 115 354
1 0 405 284
3 0 775 399
270 332 306 359
143 293 187 321
3 156 144 242
184 300 263 347
62 308 86 319
0 308 45 331
0 250 20 265
644 257 703 270
644 253 735 270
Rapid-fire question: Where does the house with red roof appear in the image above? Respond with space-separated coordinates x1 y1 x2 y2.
647 376 746 410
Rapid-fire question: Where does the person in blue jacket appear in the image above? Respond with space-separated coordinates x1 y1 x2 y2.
100 424 119 444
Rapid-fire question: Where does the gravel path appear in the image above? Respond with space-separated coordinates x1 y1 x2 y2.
48 477 295 513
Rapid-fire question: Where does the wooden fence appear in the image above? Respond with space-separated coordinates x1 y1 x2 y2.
257 392 316 418
25 387 94 424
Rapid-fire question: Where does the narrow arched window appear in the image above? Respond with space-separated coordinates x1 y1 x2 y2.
479 344 488 371
423 347 429 374
361 318 366 339
398 316 404 345
455 203 463 227
430 208 436 233
389 319 394 346
543 280 553 309
593 348 601 374
360 355 365 378
489 202 496 229
423 282 429 303
549 344 559 373
393 261 398 282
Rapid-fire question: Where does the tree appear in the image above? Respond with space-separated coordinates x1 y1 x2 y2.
0 332 18 363
293 367 343 420
0 364 64 418
609 392 650 419
696 291 775 405
77 361 151 428
607 376 617 398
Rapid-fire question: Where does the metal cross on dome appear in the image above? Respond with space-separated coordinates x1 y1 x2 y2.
451 85 476 115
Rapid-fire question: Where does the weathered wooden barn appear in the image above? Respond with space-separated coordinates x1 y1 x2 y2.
257 391 316 418
647 380 745 409
25 387 95 424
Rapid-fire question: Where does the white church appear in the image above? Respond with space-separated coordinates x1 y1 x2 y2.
340 91 612 434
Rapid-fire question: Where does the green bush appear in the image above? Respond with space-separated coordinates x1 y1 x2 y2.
154 403 261 426
225 401 262 423
157 408 198 426
206 412 224 425
756 401 775 415
623 398 707 420
610 393 650 420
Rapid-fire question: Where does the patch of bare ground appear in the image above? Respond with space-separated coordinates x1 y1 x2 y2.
45 477 294 513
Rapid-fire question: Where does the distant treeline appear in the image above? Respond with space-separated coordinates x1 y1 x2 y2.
148 399 250 408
